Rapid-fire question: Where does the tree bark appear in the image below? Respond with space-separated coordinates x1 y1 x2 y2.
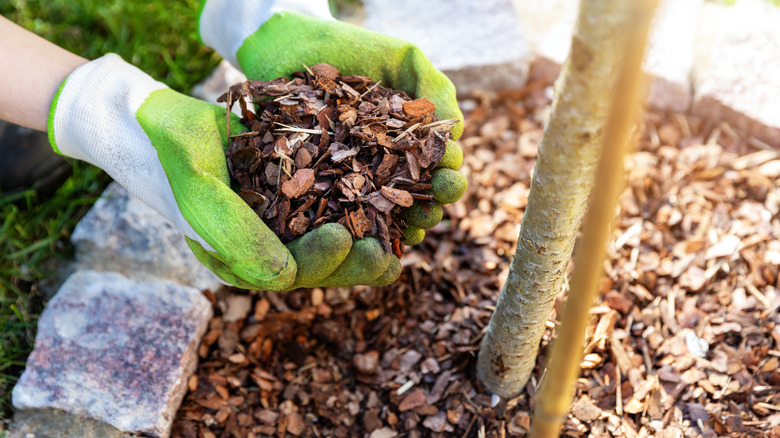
476 0 634 398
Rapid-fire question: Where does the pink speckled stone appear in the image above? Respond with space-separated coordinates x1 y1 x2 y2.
12 270 212 438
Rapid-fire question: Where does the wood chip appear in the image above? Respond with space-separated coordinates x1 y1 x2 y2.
281 168 315 199
398 388 426 412
402 98 437 117
380 186 414 207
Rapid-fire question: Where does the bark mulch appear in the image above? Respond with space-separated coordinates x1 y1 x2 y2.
221 63 454 253
172 79 780 438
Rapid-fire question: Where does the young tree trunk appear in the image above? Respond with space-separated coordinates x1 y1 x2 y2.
476 0 635 398
530 1 658 435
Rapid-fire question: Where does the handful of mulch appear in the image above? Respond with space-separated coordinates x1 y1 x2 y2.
219 63 457 258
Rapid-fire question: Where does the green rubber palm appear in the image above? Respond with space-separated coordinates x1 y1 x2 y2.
236 11 468 248
137 89 297 290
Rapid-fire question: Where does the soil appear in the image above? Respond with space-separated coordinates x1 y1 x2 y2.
172 78 780 438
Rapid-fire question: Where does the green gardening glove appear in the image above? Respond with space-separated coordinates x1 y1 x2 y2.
49 54 302 290
200 2 468 287
49 54 398 290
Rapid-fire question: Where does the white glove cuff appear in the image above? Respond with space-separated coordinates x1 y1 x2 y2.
51 53 167 205
199 0 334 67
50 53 213 251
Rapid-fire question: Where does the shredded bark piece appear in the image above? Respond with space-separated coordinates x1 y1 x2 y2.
402 98 437 118
380 186 414 207
281 168 315 199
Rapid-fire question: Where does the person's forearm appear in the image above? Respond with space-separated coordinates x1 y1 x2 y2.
0 16 87 131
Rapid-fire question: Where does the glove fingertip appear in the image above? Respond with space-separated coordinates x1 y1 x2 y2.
433 95 464 141
317 237 390 287
367 256 402 287
404 203 443 229
451 119 464 141
286 223 353 287
438 140 464 170
402 226 425 246
431 168 468 205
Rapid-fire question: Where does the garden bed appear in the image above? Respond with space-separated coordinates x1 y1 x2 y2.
172 79 780 438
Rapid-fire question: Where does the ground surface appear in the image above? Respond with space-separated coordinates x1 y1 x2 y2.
172 82 780 437
3 1 780 436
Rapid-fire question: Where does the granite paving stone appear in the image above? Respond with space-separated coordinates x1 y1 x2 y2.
71 182 222 291
363 0 530 95
12 270 212 438
692 0 780 147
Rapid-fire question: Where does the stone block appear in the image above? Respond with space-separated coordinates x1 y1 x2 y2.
513 0 701 113
362 0 530 95
71 182 222 291
644 0 701 113
692 0 780 147
8 408 130 438
511 0 578 69
12 270 212 438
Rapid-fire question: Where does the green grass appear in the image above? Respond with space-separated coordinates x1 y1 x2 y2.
0 164 110 416
0 0 221 422
2 0 221 93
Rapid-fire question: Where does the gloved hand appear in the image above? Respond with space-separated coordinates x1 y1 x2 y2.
48 54 397 290
200 0 468 257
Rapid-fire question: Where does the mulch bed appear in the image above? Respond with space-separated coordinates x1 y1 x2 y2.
172 78 780 438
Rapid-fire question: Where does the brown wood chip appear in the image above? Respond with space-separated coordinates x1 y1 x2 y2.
402 98 437 118
380 186 414 207
281 168 315 199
